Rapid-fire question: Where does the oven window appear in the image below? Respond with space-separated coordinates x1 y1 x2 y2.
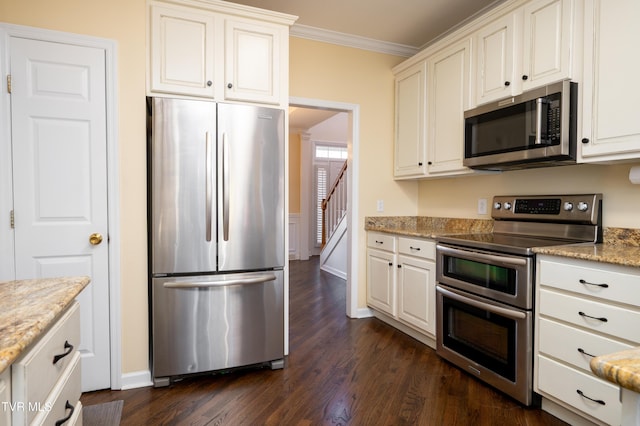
442 294 516 382
443 255 517 295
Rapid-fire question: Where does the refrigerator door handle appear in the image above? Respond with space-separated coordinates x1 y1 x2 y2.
163 273 277 288
222 132 230 241
205 131 213 242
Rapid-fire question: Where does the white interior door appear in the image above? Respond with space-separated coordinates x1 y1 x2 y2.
10 36 111 392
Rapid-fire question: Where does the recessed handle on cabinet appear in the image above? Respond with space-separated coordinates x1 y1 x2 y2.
578 311 608 322
577 347 596 358
576 389 606 406
579 279 609 288
54 400 75 426
52 340 74 364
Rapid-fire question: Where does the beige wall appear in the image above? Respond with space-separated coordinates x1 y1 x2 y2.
418 163 640 228
288 132 301 213
1 0 149 374
289 37 417 307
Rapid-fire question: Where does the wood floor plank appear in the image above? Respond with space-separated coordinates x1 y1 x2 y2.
81 257 568 425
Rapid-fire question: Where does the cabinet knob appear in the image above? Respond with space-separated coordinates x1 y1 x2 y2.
227 83 233 89
504 81 511 87
581 138 590 144
427 161 432 165
522 75 528 81
388 262 393 266
206 80 212 87
418 162 423 166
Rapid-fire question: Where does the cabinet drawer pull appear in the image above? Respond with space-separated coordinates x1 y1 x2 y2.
55 400 75 426
576 389 606 406
577 347 596 358
579 278 609 288
409 246 421 251
578 311 608 322
52 340 74 364
375 240 384 245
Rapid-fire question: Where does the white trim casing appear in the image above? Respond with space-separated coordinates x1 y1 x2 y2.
288 213 301 260
0 23 123 390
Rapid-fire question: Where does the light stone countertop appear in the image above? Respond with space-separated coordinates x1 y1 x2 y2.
591 349 640 394
0 276 90 375
365 216 493 239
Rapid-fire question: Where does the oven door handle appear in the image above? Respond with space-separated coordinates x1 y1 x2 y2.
437 285 527 320
437 244 528 267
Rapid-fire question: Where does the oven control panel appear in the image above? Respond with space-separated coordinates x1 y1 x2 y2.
492 194 602 224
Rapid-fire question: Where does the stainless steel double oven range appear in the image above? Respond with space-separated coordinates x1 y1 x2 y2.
435 194 603 406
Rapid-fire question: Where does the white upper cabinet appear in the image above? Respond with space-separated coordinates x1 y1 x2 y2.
475 12 518 105
426 38 475 176
521 0 576 91
147 0 296 107
474 0 579 105
224 19 282 105
394 61 427 178
579 0 640 162
149 5 216 98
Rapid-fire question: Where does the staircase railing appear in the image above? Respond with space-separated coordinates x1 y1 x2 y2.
321 161 347 247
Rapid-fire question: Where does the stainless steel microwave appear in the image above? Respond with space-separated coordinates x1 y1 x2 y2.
463 80 577 171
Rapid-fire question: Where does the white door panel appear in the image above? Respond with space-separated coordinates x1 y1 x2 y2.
10 36 110 392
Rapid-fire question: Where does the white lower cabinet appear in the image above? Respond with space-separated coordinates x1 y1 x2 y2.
367 232 436 342
11 301 82 426
535 255 640 425
0 369 10 426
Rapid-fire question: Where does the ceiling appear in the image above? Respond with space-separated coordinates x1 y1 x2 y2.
225 0 505 50
226 0 507 130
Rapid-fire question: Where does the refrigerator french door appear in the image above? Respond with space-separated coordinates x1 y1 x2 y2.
147 97 285 386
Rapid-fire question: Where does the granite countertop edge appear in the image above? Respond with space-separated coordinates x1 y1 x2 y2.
591 349 640 394
0 276 90 375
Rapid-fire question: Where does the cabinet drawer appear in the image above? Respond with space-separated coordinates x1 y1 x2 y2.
538 317 635 374
367 232 396 252
31 352 82 426
398 237 435 260
539 288 640 342
12 302 80 423
537 355 621 425
539 257 640 306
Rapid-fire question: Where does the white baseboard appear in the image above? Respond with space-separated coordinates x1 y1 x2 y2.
119 370 153 390
320 264 347 280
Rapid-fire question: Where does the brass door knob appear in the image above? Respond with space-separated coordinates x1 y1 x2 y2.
89 233 103 245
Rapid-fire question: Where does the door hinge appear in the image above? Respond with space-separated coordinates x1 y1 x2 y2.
7 75 11 94
10 210 14 229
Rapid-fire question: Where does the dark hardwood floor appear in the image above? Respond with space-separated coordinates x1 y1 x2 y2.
82 257 567 425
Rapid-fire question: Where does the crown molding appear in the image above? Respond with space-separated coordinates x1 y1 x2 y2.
290 24 418 58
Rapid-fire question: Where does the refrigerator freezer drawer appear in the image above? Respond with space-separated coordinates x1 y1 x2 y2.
151 270 284 378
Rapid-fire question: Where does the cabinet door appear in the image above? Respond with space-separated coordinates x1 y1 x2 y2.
149 5 215 97
366 249 396 316
225 19 281 105
394 61 427 178
397 255 436 335
580 0 640 161
427 39 473 176
475 13 518 104
521 0 573 91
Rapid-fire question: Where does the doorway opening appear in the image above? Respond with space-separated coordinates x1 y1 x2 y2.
289 97 360 318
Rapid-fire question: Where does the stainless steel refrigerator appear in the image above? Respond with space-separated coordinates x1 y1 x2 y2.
147 97 285 387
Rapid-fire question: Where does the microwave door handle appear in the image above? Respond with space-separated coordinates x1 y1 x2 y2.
535 98 543 145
